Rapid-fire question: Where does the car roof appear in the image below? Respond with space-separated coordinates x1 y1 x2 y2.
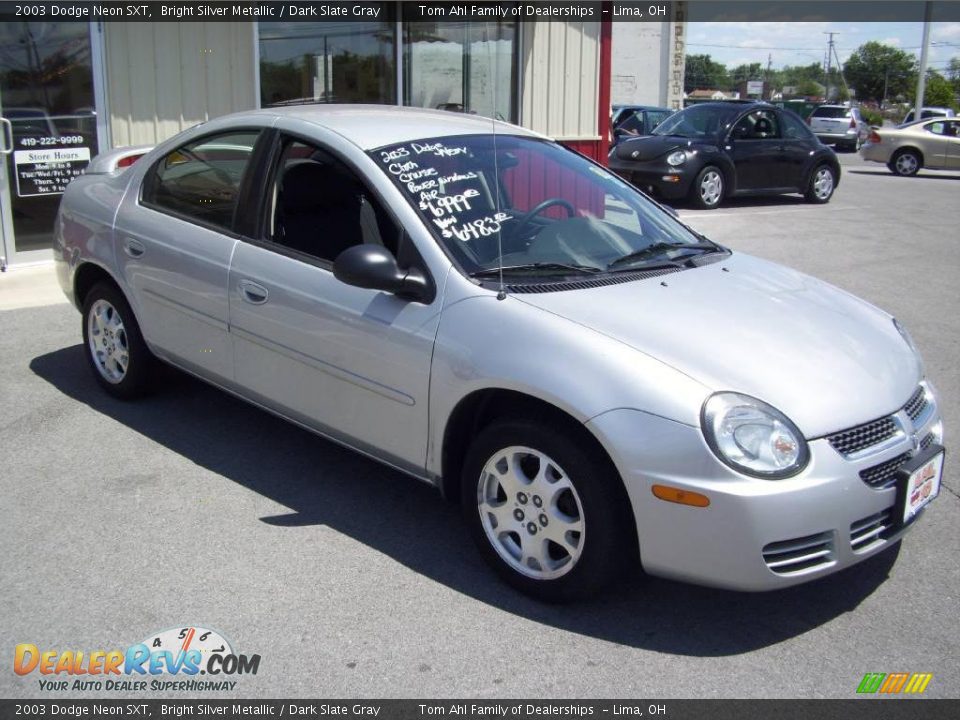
612 104 673 112
220 104 543 150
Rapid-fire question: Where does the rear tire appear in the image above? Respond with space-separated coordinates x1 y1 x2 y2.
461 419 634 602
81 282 156 400
889 149 921 176
804 164 836 204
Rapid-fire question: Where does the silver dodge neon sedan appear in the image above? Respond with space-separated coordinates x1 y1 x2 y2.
55 106 945 601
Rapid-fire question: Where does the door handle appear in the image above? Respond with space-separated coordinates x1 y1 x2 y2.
0 118 13 156
239 279 269 305
123 238 146 258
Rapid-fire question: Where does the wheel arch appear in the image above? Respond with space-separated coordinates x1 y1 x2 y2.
74 262 122 309
440 388 624 505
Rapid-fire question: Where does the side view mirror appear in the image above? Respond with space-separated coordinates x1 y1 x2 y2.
333 244 433 303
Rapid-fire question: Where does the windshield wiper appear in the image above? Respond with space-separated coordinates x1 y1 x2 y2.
470 262 604 278
607 242 722 271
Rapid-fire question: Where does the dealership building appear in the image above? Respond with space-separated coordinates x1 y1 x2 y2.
0 8 684 269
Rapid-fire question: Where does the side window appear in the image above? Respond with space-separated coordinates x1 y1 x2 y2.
617 112 645 136
143 131 260 230
732 111 780 140
269 140 398 263
946 121 960 137
781 111 812 140
925 122 946 136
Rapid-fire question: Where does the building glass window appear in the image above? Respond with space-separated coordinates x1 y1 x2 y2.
403 20 517 122
259 17 397 107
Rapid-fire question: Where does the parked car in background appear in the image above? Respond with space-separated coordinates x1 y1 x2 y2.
611 104 674 146
54 106 942 602
901 106 956 125
860 117 960 175
609 101 840 209
807 105 870 151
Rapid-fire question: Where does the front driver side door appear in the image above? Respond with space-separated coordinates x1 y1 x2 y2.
727 110 784 191
227 133 442 477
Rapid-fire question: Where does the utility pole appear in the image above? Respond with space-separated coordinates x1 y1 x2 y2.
824 32 838 101
765 53 772 99
914 1 933 116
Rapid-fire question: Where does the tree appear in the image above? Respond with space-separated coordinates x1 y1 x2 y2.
684 54 730 92
843 41 917 104
922 70 957 110
948 57 960 95
795 79 824 98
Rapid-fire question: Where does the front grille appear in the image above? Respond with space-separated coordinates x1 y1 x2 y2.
826 384 931 458
828 417 897 456
860 452 911 489
850 507 894 551
904 386 929 422
920 432 935 451
762 531 834 575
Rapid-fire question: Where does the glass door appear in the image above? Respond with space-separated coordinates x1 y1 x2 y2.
0 22 99 269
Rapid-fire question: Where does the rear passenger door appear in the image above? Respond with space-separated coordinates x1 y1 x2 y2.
116 129 263 383
227 132 440 476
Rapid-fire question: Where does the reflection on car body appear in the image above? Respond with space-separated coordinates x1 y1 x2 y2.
54 106 944 601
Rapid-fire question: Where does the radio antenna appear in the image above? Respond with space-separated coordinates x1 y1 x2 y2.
486 22 506 301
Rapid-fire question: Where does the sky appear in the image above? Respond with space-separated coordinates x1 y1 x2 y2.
685 21 960 72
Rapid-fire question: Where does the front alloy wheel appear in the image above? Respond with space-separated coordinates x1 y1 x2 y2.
477 446 585 580
691 166 724 209
461 419 634 602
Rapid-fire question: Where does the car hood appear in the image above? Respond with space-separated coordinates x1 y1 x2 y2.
615 134 703 161
515 253 921 438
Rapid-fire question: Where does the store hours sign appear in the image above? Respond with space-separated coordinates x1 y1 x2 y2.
13 145 91 197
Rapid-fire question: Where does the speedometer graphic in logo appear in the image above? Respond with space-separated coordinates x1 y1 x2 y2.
140 626 233 664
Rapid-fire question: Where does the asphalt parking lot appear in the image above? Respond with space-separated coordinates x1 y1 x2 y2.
2 150 958 700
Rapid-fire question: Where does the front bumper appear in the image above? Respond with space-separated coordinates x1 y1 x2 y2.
609 161 693 200
587 392 943 591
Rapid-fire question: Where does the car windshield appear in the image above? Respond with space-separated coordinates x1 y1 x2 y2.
651 104 739 139
369 135 711 277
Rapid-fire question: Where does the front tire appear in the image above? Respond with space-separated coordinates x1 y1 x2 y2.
461 419 633 602
889 149 921 176
805 164 836 204
81 282 155 399
690 166 724 209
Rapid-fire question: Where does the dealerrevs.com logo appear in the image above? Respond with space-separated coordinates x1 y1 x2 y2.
14 626 260 692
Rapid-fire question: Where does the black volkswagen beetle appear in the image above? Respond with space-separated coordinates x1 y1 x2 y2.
608 101 841 209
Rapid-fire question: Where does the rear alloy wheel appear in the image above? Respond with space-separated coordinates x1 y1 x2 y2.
461 419 633 602
805 164 836 204
81 283 155 399
690 166 724 209
889 150 921 177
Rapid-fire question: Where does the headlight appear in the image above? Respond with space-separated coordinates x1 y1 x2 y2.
701 393 809 478
893 317 918 354
666 150 686 166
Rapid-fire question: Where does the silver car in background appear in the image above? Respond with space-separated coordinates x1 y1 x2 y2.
808 104 870 151
54 106 945 601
